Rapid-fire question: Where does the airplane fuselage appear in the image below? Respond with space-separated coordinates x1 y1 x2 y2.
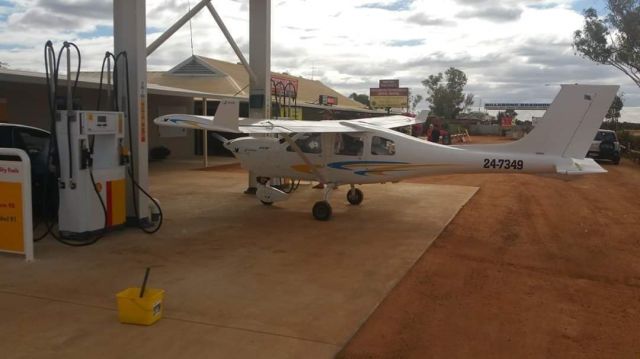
224 129 565 185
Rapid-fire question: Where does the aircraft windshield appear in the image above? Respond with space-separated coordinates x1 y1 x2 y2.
286 133 322 154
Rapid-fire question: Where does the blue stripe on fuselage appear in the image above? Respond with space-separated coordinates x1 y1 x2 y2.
327 160 408 176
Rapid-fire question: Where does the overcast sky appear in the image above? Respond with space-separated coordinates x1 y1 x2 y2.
0 0 638 113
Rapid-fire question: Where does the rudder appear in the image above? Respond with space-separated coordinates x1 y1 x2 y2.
501 84 618 158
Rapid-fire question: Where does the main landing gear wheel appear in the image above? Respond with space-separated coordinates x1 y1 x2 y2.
312 201 332 221
347 188 364 205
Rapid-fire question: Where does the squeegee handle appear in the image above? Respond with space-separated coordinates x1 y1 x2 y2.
139 267 150 298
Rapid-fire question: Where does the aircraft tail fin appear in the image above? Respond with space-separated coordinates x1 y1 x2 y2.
212 99 240 132
497 84 618 158
153 99 240 133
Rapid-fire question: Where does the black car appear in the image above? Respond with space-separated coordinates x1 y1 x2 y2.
0 123 56 217
586 129 621 165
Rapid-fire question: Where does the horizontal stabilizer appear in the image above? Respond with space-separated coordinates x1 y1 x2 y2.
556 158 607 175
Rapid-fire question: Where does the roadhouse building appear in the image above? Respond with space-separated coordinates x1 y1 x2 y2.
0 54 384 159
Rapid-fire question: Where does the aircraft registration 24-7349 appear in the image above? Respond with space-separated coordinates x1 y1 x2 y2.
154 84 618 220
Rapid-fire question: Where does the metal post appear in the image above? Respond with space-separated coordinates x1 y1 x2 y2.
205 2 257 83
114 0 149 222
246 0 271 194
146 0 210 56
249 0 271 120
203 97 208 168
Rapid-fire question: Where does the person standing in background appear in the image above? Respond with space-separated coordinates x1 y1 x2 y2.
430 124 441 143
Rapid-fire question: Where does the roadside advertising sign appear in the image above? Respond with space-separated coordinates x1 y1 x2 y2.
319 95 338 106
370 88 409 96
0 148 33 261
370 86 409 108
370 96 408 108
271 75 299 98
379 79 400 88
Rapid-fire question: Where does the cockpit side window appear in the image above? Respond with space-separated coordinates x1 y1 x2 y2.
371 136 396 156
335 133 364 156
285 133 322 154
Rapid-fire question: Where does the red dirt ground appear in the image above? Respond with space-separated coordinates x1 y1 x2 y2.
197 138 640 357
338 160 640 358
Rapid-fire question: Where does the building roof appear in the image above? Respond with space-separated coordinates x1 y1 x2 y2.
0 67 228 99
1 56 381 114
150 55 368 110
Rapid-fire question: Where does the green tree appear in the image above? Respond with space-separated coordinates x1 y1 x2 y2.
463 93 475 113
410 94 423 112
606 94 624 120
605 94 624 130
422 67 469 120
349 92 370 107
573 1 640 88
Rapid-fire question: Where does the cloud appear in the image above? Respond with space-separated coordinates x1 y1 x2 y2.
387 39 424 47
403 52 508 71
4 0 112 34
457 6 523 22
36 0 111 20
406 13 454 26
359 0 413 11
0 0 637 109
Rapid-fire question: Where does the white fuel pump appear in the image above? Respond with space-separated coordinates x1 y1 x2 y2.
55 110 127 237
41 40 162 245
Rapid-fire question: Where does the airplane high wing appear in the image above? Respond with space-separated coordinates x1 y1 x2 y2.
153 84 619 221
154 103 427 134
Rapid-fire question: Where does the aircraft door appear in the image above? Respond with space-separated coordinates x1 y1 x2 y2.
333 133 367 160
329 132 368 181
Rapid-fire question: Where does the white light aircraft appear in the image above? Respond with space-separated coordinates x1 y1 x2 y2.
154 84 618 220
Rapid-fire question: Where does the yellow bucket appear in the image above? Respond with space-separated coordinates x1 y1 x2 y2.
116 287 164 325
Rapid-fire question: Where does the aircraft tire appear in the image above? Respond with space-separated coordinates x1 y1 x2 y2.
261 200 273 206
347 188 364 205
312 201 332 221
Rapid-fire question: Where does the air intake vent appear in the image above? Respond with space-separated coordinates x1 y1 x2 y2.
171 58 220 75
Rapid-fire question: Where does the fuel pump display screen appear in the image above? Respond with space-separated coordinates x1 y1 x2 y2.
97 115 107 127
85 111 120 134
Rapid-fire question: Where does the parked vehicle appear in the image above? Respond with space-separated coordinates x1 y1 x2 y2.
0 123 56 217
587 129 620 165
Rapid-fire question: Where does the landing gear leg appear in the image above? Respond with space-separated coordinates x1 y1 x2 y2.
312 184 334 221
347 185 363 205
